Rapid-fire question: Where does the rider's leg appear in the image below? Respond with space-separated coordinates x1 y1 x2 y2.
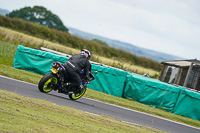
63 64 83 92
67 70 83 91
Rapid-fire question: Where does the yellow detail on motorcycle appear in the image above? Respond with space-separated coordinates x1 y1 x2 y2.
51 68 58 74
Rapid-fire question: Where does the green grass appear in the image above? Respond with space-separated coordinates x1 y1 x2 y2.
0 90 165 133
0 40 17 66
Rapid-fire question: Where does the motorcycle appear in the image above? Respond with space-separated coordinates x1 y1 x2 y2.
38 61 97 100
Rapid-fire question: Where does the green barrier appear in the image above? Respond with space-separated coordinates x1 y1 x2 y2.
123 74 182 112
174 87 200 121
88 65 129 97
13 45 69 74
123 74 200 121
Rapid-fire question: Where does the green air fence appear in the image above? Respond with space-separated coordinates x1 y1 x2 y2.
88 65 129 97
173 87 200 121
13 45 200 121
13 45 69 74
123 74 182 112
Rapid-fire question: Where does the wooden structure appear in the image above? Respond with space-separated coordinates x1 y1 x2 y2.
159 59 200 91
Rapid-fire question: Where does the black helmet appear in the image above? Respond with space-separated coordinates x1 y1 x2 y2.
81 49 91 59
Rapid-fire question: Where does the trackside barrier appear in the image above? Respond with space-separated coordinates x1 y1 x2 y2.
13 45 200 121
123 74 182 112
13 45 69 74
173 87 200 121
88 64 129 97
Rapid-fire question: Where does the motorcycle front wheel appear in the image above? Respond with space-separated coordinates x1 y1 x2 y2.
38 73 58 93
69 87 87 100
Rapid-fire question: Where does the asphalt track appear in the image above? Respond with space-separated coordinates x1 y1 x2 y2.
0 75 199 133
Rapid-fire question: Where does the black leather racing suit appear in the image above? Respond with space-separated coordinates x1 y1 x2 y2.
63 54 91 88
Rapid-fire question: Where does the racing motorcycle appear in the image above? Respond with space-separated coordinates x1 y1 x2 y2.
38 61 97 100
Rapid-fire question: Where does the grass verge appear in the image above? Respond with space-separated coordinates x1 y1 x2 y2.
0 40 200 128
0 90 165 133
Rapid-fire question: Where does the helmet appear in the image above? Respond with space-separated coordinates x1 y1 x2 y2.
81 49 91 59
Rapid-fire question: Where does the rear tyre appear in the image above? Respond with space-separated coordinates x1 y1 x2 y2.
69 87 87 100
38 73 58 93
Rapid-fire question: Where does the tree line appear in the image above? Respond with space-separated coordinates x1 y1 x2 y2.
0 15 162 71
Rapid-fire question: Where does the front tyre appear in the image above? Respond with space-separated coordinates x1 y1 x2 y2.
38 73 58 93
69 87 87 100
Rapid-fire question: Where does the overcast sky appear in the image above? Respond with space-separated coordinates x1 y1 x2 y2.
1 0 200 60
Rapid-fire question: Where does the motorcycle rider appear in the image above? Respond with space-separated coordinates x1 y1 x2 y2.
63 49 91 92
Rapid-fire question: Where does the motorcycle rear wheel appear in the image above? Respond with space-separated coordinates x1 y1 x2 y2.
69 87 86 100
38 73 58 93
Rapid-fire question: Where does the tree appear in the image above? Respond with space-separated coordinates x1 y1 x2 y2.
7 6 68 32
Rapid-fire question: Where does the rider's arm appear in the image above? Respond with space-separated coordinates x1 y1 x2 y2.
84 61 91 81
